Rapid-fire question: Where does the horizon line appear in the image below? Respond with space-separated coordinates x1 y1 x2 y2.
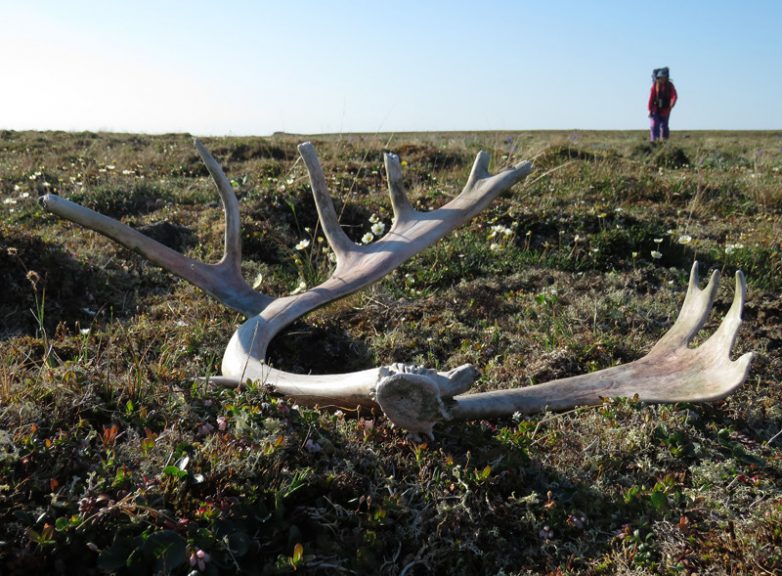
4 127 782 138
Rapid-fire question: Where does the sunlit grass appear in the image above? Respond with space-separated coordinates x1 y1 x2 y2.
0 129 780 574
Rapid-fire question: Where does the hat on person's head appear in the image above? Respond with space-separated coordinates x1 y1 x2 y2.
655 67 669 79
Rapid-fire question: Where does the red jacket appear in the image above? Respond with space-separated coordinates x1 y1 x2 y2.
648 81 678 117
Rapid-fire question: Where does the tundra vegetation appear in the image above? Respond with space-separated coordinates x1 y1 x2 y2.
0 129 781 574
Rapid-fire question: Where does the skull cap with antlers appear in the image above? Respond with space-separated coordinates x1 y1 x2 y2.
42 140 753 438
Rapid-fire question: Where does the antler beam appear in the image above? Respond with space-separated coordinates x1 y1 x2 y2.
375 263 753 436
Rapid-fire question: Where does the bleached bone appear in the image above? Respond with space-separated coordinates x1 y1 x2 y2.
376 263 754 436
42 141 753 437
43 140 531 408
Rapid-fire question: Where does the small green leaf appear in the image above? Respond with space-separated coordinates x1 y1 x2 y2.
162 465 188 479
649 490 667 511
291 542 304 568
143 530 187 572
54 516 70 532
97 535 138 571
226 531 251 557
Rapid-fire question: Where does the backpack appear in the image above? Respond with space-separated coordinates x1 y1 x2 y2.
652 67 672 109
652 67 670 82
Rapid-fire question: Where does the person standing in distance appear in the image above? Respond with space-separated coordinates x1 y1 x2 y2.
648 67 678 141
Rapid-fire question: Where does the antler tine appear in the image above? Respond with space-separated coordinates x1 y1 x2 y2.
383 150 533 228
194 139 241 271
298 142 355 262
650 262 720 354
701 271 753 359
383 152 414 223
690 270 755 401
42 141 272 317
445 155 534 219
467 150 491 182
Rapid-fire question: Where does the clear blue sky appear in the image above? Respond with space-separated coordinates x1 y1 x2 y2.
2 0 780 134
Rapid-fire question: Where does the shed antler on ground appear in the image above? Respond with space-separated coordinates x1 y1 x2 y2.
42 140 753 437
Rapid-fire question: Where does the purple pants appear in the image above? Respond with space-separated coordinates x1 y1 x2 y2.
650 113 670 141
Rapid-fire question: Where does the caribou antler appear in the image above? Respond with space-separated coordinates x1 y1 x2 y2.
43 140 533 409
376 263 754 435
42 141 753 437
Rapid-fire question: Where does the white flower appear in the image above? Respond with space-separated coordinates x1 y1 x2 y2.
3 198 17 205
369 214 380 224
295 239 310 251
80 328 90 336
252 272 263 289
361 232 374 244
677 234 692 245
20 192 30 199
290 280 307 295
488 224 512 240
371 221 385 236
653 238 663 244
725 243 744 255
489 242 501 252
651 250 663 259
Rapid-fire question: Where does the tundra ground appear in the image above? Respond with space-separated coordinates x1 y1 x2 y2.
1 129 781 574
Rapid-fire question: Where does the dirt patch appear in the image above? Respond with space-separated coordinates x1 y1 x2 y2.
0 226 137 337
69 182 174 218
534 144 600 169
654 145 690 168
394 144 469 170
746 296 782 352
266 321 374 374
136 220 195 252
214 141 296 163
